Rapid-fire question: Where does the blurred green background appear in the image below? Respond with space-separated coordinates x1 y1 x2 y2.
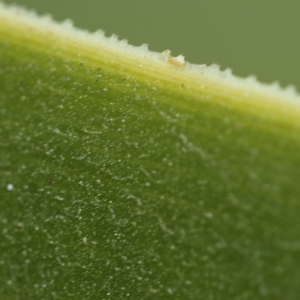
3 0 300 89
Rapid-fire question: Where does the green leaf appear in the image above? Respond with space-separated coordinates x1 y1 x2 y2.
1 3 300 299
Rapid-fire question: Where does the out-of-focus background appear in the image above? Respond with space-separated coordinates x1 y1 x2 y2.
3 0 300 89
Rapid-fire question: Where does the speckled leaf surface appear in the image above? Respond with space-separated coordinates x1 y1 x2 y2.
1 4 300 300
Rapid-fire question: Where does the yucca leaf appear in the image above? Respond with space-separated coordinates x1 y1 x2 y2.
1 3 300 299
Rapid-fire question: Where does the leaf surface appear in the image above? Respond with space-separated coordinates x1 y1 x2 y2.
1 3 300 299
